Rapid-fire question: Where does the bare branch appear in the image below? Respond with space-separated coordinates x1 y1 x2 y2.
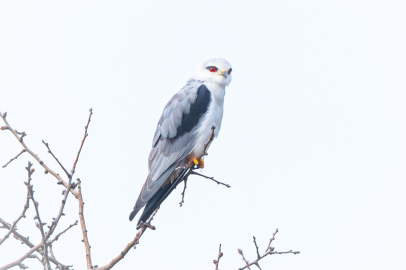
0 171 31 246
213 244 223 270
94 208 159 270
28 254 42 264
190 171 231 188
266 228 278 252
178 126 229 208
238 249 252 270
45 175 72 240
0 218 34 248
77 179 93 270
203 126 216 156
49 220 78 245
71 108 92 176
253 236 260 260
2 149 26 168
1 110 90 270
42 140 71 179
179 178 188 207
14 130 27 142
0 241 44 270
0 218 71 269
0 112 77 198
238 229 300 270
26 162 51 270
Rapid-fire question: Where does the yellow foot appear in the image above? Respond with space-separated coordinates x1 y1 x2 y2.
192 158 205 168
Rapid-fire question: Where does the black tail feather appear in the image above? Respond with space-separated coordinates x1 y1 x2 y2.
137 168 189 226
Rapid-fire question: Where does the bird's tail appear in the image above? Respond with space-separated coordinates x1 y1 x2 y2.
136 168 189 227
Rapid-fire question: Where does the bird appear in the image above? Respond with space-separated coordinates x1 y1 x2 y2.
129 58 232 226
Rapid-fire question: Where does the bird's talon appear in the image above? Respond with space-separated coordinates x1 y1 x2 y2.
192 158 204 168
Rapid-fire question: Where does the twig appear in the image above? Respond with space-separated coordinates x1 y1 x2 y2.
179 126 228 207
77 179 93 270
213 244 223 270
94 208 159 270
42 140 71 179
0 171 31 246
49 220 78 244
266 228 278 252
43 109 91 252
49 244 56 259
2 149 26 168
238 229 300 270
0 111 78 198
45 175 72 239
253 237 260 260
14 130 27 142
26 162 51 270
0 241 44 270
238 249 251 270
202 126 216 156
0 218 71 269
28 254 43 264
190 171 231 188
179 179 188 207
71 109 94 269
71 108 92 176
0 218 34 247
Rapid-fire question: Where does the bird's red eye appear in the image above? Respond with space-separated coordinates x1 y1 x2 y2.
207 66 218 72
228 68 232 75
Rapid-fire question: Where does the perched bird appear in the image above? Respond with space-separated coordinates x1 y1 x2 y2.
129 58 232 226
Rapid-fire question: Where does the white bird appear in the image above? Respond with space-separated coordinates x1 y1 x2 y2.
129 58 232 226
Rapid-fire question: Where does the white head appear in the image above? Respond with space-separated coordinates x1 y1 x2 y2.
193 58 232 86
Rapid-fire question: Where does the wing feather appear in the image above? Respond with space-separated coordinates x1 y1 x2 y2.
132 80 211 218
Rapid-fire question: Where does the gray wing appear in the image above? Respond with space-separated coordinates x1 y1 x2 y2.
131 79 212 218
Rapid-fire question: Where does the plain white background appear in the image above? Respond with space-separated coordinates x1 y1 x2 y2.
1 1 405 269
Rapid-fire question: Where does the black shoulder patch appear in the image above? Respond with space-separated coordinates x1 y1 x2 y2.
172 84 211 139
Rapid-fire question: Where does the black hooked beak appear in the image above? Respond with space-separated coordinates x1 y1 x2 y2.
220 70 228 79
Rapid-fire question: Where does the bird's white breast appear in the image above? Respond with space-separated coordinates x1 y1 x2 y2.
192 82 225 157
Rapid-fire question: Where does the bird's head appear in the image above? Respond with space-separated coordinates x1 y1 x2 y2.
193 58 232 86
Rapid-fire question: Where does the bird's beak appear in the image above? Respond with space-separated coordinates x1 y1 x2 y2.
219 70 228 79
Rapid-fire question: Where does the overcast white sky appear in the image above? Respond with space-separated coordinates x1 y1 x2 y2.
1 1 405 269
